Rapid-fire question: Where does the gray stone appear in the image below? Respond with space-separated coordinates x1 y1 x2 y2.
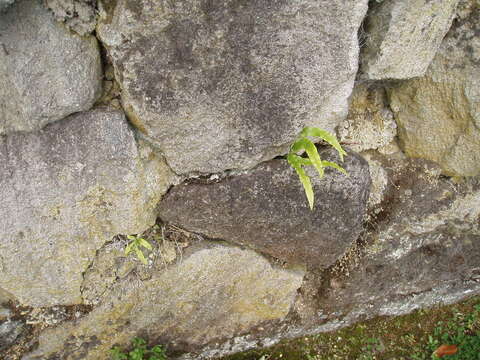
0 109 175 307
159 148 371 268
45 0 97 36
181 157 480 359
308 156 480 326
388 2 480 176
0 320 24 351
97 0 368 174
23 242 304 359
0 0 14 12
0 0 102 135
361 0 459 79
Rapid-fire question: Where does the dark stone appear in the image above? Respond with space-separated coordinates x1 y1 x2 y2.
159 148 371 268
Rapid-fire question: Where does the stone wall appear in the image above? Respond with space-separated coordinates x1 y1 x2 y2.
0 0 479 359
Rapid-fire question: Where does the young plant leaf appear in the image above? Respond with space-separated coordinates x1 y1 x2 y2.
138 238 153 250
288 153 314 210
299 126 347 161
291 138 324 178
135 247 148 265
125 241 136 256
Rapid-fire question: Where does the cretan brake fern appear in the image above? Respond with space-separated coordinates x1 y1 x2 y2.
287 127 348 210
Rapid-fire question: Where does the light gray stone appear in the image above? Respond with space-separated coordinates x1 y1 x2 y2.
23 243 305 359
159 148 371 268
389 2 480 176
361 0 459 79
0 0 102 135
45 0 97 35
0 109 175 307
97 0 368 174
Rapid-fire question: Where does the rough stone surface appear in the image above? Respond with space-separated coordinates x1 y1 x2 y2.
159 148 371 268
0 0 102 135
389 2 480 176
0 0 14 12
338 83 397 152
97 0 368 174
183 157 480 359
45 0 97 35
0 109 175 307
0 320 24 351
308 157 480 327
361 0 459 79
24 242 305 360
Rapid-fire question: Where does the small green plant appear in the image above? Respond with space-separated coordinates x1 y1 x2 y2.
111 338 167 360
125 235 153 265
287 126 347 210
413 304 480 360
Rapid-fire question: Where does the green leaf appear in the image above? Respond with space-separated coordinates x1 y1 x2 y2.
288 153 312 167
137 238 153 250
127 235 136 240
299 126 347 161
135 247 148 265
322 160 348 175
125 241 136 256
288 154 314 210
291 138 324 178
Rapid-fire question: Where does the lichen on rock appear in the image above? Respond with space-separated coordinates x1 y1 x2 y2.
0 109 175 307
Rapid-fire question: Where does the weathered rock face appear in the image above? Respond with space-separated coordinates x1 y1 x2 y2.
0 0 102 135
24 242 305 360
309 156 480 324
0 0 14 11
184 158 480 359
0 109 175 307
338 83 397 152
159 148 371 268
0 320 24 351
97 0 368 174
45 0 98 35
361 0 459 79
388 2 480 176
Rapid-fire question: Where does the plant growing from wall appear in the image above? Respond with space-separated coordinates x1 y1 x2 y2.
125 235 153 265
287 127 347 210
111 337 167 360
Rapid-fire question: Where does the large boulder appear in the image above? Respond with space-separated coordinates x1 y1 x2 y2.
360 0 459 79
23 242 304 360
0 109 175 307
96 0 368 174
388 2 480 176
0 0 102 135
159 148 371 268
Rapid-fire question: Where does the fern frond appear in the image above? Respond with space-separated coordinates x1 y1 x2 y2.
299 126 347 161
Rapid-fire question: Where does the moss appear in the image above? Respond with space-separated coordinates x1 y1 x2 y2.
219 295 480 360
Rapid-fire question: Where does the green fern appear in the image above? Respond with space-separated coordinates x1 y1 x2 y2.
125 235 153 265
288 126 348 210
